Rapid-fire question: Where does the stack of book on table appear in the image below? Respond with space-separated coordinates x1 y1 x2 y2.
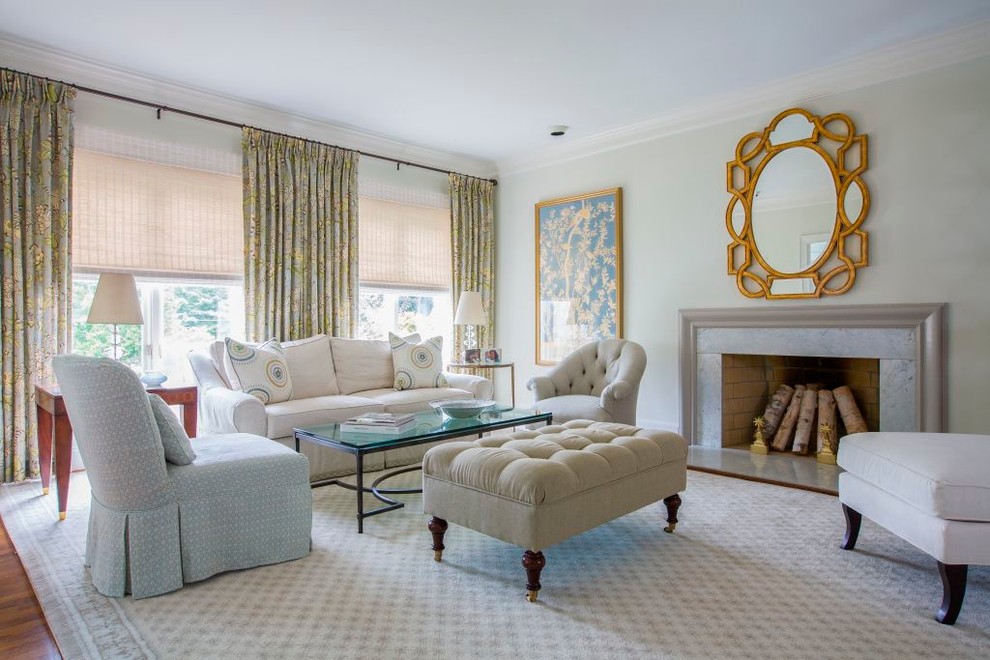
340 412 416 434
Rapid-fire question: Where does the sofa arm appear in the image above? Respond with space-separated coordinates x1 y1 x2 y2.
526 376 556 402
200 387 267 437
444 372 494 400
601 380 633 404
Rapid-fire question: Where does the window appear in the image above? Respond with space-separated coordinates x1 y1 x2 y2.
356 182 452 359
358 287 452 350
70 126 243 382
71 277 244 381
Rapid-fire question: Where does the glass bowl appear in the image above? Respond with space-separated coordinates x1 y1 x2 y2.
429 398 498 419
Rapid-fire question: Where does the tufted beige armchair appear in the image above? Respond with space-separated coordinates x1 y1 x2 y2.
526 339 647 425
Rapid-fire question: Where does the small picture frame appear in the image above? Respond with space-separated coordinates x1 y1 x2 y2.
463 348 481 364
483 348 502 364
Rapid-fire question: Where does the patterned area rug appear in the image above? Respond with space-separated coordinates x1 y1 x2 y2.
2 470 988 659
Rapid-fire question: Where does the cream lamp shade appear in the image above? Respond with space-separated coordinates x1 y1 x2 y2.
87 273 144 325
454 291 484 352
454 291 484 326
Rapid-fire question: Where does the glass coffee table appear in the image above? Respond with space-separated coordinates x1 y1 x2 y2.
293 408 552 532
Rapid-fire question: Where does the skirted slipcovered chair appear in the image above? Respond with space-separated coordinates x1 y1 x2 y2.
51 355 312 599
526 339 647 425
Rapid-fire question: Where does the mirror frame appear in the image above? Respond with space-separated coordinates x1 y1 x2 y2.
726 107 870 299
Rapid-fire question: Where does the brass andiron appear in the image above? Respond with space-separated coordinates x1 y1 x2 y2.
751 416 769 455
817 423 837 464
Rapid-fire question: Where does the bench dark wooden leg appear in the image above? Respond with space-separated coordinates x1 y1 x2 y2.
428 517 448 562
936 562 967 625
840 504 862 550
663 493 682 533
522 550 545 602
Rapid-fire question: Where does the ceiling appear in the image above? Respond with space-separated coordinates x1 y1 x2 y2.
2 0 990 166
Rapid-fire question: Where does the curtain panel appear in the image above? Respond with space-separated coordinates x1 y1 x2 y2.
449 174 495 357
0 70 74 482
242 128 359 341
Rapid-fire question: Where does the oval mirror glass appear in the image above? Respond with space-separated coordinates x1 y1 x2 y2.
750 146 836 275
844 181 864 222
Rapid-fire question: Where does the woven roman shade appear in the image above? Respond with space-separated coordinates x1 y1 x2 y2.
359 196 450 291
72 149 243 281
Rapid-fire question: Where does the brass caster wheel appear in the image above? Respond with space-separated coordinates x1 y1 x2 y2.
42 487 49 495
433 550 443 562
59 512 66 521
663 522 676 533
526 590 538 603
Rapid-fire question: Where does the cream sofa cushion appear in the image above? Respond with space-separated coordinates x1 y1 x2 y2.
331 334 419 394
533 394 611 423
281 334 339 399
353 387 471 415
265 395 383 439
224 338 293 404
389 333 448 390
838 432 990 522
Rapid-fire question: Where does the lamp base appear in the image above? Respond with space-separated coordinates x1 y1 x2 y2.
464 325 478 350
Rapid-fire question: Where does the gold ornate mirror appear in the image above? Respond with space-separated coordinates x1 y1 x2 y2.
726 107 870 299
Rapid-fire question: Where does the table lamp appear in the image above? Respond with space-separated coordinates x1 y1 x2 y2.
87 273 143 360
454 291 484 356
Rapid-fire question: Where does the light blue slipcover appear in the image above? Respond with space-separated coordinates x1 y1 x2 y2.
52 355 312 599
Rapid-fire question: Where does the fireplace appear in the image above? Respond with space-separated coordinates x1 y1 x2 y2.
679 304 946 449
720 354 880 448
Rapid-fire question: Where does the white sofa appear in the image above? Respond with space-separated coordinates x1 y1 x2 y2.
188 334 493 479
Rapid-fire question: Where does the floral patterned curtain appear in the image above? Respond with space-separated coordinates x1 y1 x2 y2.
449 174 495 358
242 128 359 341
0 70 74 482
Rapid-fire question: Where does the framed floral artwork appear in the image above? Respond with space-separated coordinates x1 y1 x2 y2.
535 188 622 364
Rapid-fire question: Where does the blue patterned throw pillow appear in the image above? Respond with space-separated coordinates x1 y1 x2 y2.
389 333 448 390
148 394 197 465
224 337 293 404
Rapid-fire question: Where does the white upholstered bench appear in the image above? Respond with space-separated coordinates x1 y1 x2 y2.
838 432 990 624
422 420 688 601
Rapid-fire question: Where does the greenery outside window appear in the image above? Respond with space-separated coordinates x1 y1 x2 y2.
357 287 452 361
72 276 244 382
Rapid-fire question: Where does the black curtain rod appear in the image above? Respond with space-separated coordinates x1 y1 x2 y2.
3 66 497 185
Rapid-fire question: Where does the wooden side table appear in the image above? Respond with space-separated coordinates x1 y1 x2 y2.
35 382 198 520
447 362 515 408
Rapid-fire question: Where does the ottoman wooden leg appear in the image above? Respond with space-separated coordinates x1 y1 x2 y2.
840 504 862 550
522 550 545 602
663 494 682 533
428 517 448 562
936 562 968 625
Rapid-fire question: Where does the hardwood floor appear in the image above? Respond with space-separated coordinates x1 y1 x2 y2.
0 514 60 659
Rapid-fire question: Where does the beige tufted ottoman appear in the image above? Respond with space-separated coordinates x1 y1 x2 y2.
422 419 688 601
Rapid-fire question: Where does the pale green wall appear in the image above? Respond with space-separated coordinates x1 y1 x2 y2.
496 56 990 433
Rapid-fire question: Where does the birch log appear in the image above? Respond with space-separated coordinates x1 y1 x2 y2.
834 385 869 434
792 388 819 455
817 390 838 453
771 385 805 451
760 384 794 439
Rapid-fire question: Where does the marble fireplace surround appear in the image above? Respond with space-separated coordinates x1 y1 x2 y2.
679 303 946 447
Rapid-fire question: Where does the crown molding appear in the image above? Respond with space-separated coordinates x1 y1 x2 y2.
497 20 990 177
0 33 498 179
